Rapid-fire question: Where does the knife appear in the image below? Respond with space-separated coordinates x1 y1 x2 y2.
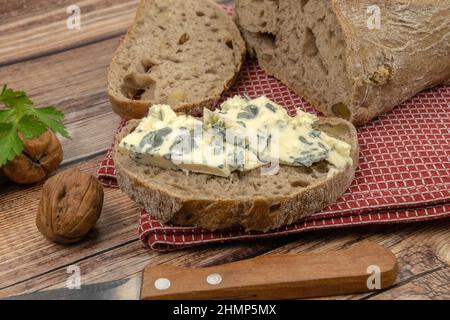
5 241 397 300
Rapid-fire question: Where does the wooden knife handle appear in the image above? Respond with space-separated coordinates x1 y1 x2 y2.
140 241 397 300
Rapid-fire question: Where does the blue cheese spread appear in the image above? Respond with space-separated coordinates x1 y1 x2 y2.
119 96 352 177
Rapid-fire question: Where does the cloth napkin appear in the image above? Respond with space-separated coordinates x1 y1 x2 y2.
98 5 450 251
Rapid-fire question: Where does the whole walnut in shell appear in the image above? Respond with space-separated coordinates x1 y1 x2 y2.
36 168 104 244
2 130 63 184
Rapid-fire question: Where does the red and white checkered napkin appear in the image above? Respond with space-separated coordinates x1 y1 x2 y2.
97 60 450 251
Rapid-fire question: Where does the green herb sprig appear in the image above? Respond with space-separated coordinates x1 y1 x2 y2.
0 85 70 166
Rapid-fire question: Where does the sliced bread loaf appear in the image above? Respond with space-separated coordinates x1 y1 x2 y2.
113 116 359 232
235 0 450 125
108 0 246 119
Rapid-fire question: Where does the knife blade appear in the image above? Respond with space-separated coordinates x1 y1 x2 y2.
5 276 142 300
3 241 398 300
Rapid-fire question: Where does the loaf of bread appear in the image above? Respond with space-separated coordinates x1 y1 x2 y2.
108 0 246 119
235 0 450 125
113 116 358 232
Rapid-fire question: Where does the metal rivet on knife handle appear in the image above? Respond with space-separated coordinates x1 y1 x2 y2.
154 278 171 290
206 273 222 285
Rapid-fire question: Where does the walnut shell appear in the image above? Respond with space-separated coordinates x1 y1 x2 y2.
1 130 63 184
36 168 104 244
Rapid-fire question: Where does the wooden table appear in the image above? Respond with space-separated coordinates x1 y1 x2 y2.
0 0 449 300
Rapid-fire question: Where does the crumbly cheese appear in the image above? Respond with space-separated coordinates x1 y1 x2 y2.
120 96 353 177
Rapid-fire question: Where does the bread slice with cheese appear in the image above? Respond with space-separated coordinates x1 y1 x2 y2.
107 0 246 119
113 101 359 232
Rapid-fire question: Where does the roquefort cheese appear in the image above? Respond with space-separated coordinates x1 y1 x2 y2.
119 96 353 177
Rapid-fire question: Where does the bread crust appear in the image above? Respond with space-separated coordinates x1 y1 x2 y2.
113 118 359 231
108 0 246 120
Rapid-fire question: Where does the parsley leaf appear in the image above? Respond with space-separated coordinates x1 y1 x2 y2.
30 107 70 139
0 109 11 123
0 85 33 109
17 115 48 139
0 85 70 166
0 123 23 166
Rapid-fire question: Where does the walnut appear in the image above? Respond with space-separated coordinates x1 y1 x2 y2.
36 168 104 244
1 130 63 184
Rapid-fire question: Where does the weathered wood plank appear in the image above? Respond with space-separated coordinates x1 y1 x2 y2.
363 221 450 300
0 0 139 66
367 267 449 300
0 37 117 120
62 111 119 164
0 0 233 66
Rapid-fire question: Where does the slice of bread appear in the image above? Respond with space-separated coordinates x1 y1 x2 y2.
113 116 359 232
108 0 246 119
235 0 450 125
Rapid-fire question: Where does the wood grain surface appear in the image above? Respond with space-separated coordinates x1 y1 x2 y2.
0 0 448 300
